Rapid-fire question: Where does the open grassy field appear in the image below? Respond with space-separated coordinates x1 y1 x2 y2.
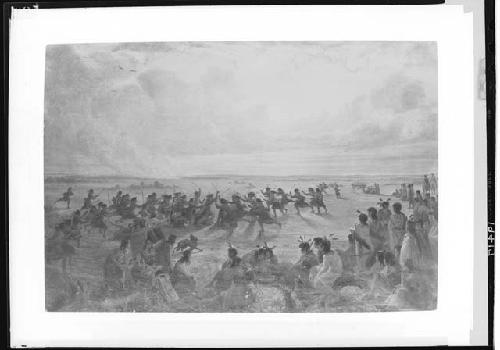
44 175 433 312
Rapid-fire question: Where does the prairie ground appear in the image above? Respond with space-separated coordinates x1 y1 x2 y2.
44 175 433 312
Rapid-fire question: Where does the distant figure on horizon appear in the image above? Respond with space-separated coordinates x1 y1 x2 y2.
423 175 431 195
56 187 74 209
407 184 415 209
429 173 438 196
401 183 407 201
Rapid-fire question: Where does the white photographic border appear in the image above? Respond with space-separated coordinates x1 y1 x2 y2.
9 5 477 347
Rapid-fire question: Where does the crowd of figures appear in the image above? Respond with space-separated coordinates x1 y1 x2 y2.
46 177 437 312
52 183 337 243
391 173 438 210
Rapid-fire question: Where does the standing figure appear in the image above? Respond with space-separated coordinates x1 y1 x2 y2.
407 184 415 209
400 217 424 271
277 188 289 214
158 194 172 217
194 194 215 226
111 190 122 208
304 188 316 213
333 184 341 199
313 188 328 214
291 188 310 215
412 199 434 262
389 202 407 260
401 184 407 201
261 187 271 200
114 239 135 289
69 209 82 247
249 198 281 240
415 190 424 203
56 187 74 209
88 189 98 203
366 207 385 269
350 213 372 272
423 175 431 195
121 197 138 219
268 190 282 219
429 173 438 196
215 193 239 238
429 196 438 221
93 202 108 238
377 200 392 247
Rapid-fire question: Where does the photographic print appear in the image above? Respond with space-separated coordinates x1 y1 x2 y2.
44 41 438 313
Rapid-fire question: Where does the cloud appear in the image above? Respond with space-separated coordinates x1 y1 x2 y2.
44 42 438 176
335 73 437 151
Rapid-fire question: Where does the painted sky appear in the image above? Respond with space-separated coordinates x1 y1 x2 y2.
44 41 437 177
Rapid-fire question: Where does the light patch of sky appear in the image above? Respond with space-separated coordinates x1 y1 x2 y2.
46 41 437 177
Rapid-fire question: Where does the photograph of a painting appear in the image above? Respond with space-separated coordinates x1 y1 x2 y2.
44 41 438 313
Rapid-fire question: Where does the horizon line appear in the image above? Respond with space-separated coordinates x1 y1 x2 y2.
44 172 435 179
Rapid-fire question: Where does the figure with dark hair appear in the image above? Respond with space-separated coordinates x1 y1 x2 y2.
171 249 196 297
70 209 82 230
294 237 320 286
231 194 247 214
158 194 172 217
429 196 438 221
175 234 200 253
334 184 341 199
310 237 342 294
415 190 424 203
185 198 196 223
111 190 123 208
304 188 317 213
207 245 247 292
121 197 138 219
348 213 371 272
56 187 74 209
400 216 423 271
390 202 407 260
314 188 328 214
154 229 177 272
378 200 391 246
353 213 371 249
223 247 242 269
117 194 130 217
429 173 438 196
400 184 407 201
291 188 311 215
277 188 290 215
249 198 281 240
171 195 188 227
194 194 215 226
114 239 135 289
260 186 271 199
83 189 99 209
412 200 434 262
366 207 385 269
215 193 239 238
312 237 325 262
423 175 431 195
407 184 415 209
268 190 282 219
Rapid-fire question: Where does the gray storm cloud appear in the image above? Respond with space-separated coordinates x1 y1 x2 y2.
44 41 437 177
